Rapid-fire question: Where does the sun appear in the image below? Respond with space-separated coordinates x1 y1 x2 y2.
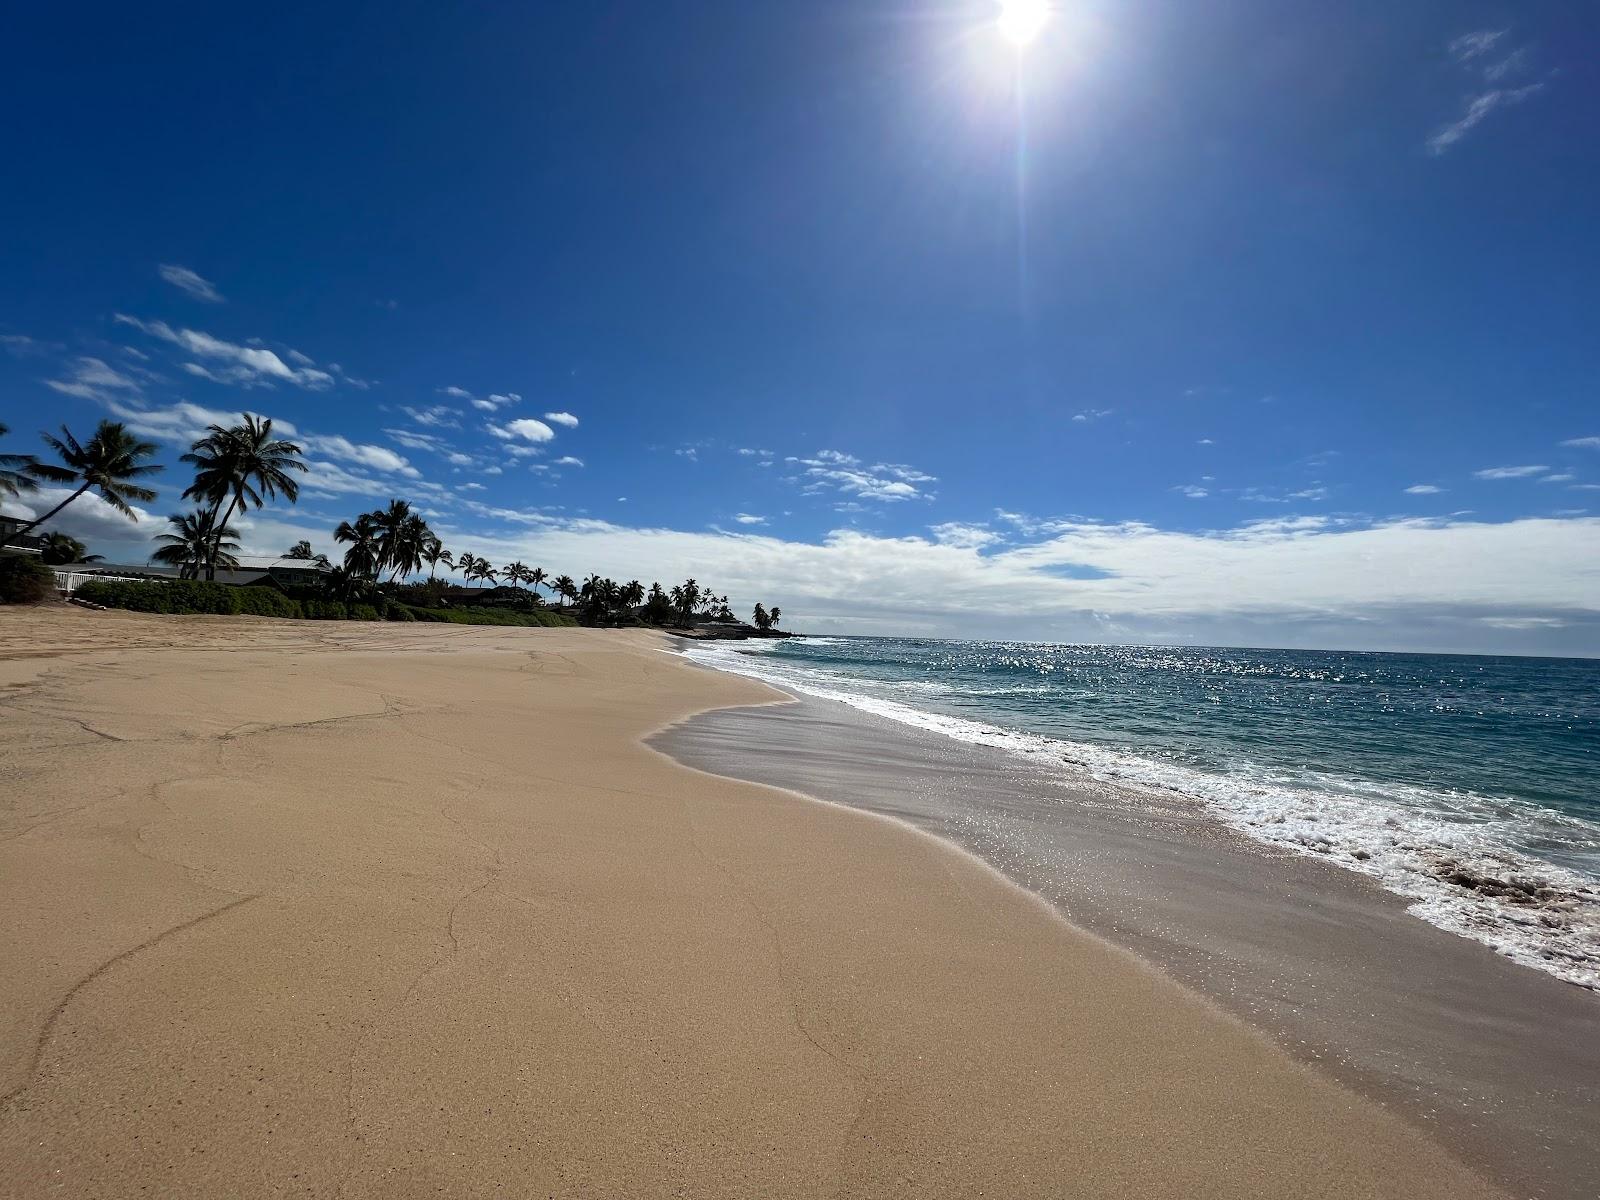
995 0 1050 48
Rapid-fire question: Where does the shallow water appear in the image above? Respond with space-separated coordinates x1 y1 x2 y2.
683 636 1600 987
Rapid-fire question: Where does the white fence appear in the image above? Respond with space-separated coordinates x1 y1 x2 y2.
55 571 154 595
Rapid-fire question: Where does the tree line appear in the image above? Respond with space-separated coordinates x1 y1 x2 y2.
2 417 783 628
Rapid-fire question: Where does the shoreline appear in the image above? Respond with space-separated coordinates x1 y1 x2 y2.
655 674 1600 1200
0 607 1515 1196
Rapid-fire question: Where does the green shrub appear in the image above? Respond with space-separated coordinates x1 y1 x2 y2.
347 603 382 622
234 587 303 619
72 579 305 619
385 603 416 621
401 605 576 628
0 556 58 604
302 599 348 620
74 579 239 615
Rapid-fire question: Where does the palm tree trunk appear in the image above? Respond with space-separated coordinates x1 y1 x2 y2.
2 482 91 545
207 493 242 581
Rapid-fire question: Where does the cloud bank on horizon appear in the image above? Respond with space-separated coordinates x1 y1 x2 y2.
3 3 1597 655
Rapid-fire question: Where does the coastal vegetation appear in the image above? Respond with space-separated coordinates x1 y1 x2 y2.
1 416 786 630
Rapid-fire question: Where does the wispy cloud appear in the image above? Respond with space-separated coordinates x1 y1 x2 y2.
553 455 584 468
44 356 143 401
733 513 766 525
1405 484 1445 495
791 449 936 503
1474 464 1548 480
1072 408 1113 423
385 428 450 453
157 263 224 304
441 384 520 411
1448 29 1507 63
472 393 519 412
100 398 295 444
301 434 417 478
1561 436 1600 450
544 411 579 428
402 405 460 429
1429 30 1546 155
1428 83 1546 155
115 314 333 389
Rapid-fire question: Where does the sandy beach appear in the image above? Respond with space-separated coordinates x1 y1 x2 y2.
0 607 1509 1198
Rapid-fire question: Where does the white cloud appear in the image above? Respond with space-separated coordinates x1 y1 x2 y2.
0 486 159 554
793 449 936 503
553 456 584 467
544 411 579 428
25 493 1599 652
1428 82 1545 155
1175 485 1209 499
1539 473 1575 484
458 389 519 412
491 418 554 443
1484 47 1531 82
1072 409 1114 423
1474 464 1548 480
157 264 224 304
1405 484 1445 495
44 356 144 401
734 513 767 525
1561 437 1600 450
931 522 1001 549
419 512 1600 654
386 428 450 453
1448 29 1506 62
402 405 460 428
301 434 418 478
101 398 297 444
114 315 333 389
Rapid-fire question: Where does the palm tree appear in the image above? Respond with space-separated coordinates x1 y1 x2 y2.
38 533 101 566
503 561 530 589
470 560 498 588
3 421 162 547
286 540 314 559
551 574 577 607
181 415 305 579
422 537 450 579
334 513 381 578
1 422 48 500
752 603 771 630
769 606 781 628
454 552 479 585
367 499 428 582
622 580 645 610
151 510 241 579
527 566 548 598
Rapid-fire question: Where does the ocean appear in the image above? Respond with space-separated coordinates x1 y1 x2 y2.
682 636 1599 988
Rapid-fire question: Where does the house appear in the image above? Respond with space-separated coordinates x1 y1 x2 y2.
0 517 45 557
52 555 334 594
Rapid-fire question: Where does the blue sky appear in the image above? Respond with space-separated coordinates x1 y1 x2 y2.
3 1 1597 653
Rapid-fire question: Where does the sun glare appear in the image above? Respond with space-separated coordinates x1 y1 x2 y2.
996 0 1050 48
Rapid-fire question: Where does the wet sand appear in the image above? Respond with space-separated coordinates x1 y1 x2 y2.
0 607 1513 1197
656 688 1600 1200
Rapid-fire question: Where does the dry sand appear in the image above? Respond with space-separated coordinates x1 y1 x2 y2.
0 607 1504 1198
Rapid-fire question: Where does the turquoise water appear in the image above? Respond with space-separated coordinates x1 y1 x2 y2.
685 637 1600 986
